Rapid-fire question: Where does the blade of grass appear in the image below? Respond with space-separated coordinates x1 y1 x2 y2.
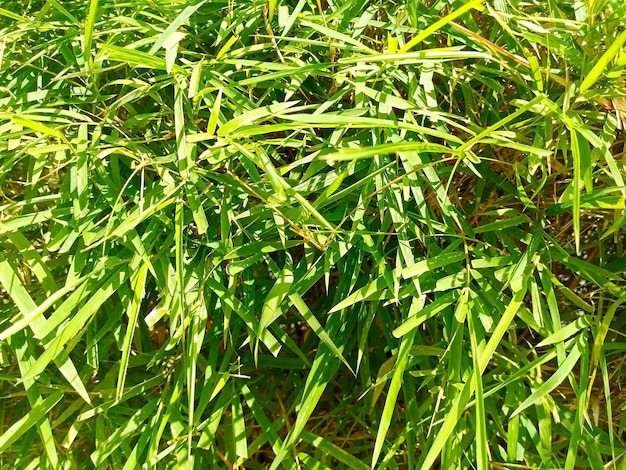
372 297 422 467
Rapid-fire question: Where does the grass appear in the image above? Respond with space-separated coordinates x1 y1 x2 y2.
1 0 626 468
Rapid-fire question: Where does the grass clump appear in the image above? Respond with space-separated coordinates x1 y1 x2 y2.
1 0 626 468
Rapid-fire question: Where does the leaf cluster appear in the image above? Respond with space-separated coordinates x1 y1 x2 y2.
1 0 626 468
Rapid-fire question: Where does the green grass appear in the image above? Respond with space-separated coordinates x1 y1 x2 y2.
1 0 626 468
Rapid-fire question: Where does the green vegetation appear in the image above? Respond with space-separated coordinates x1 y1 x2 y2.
1 0 626 468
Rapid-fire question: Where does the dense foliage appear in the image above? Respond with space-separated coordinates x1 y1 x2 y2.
1 0 626 468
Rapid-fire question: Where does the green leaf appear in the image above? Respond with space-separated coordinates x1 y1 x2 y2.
580 29 626 93
372 297 422 467
83 0 99 69
537 314 591 347
218 101 299 137
258 264 294 344
23 266 131 382
0 253 92 404
289 293 353 374
204 277 281 355
512 333 585 417
300 430 369 470
400 0 485 52
116 263 149 401
393 291 460 338
401 251 466 279
90 399 159 466
0 392 63 454
231 391 248 459
148 1 207 54
320 141 454 162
